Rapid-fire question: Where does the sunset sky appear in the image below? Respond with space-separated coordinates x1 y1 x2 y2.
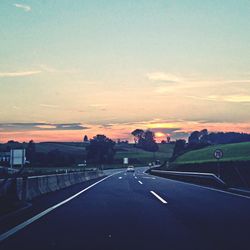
1 0 250 142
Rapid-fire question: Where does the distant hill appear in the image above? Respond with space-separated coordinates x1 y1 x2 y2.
35 142 86 156
114 143 174 164
174 142 250 164
205 132 250 144
32 142 175 164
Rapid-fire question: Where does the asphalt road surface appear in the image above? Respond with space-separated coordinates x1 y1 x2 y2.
1 167 250 250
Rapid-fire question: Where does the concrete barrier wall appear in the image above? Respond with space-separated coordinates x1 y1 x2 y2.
25 170 104 201
0 179 12 197
0 178 24 201
16 178 23 200
0 170 104 201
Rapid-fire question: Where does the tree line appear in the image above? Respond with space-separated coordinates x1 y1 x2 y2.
173 130 250 158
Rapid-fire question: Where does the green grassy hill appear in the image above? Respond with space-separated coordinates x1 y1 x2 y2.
35 142 174 165
36 142 86 156
174 142 250 164
115 143 174 164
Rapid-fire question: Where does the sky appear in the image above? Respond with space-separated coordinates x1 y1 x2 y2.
0 0 250 142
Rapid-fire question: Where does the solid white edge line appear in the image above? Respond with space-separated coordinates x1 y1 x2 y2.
143 170 250 200
138 181 143 185
0 172 121 243
150 191 168 204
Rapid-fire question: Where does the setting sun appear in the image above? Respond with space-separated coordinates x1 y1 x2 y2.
155 132 165 138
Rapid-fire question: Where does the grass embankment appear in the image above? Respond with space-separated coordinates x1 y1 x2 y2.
174 142 250 165
170 142 250 188
115 143 174 164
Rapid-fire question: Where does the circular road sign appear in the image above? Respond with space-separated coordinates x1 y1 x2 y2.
214 149 223 160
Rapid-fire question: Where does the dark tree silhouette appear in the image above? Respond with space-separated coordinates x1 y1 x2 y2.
188 131 200 145
199 129 209 144
187 129 250 148
206 132 250 144
83 135 89 142
139 130 159 152
26 140 36 164
173 139 186 157
86 135 116 164
131 129 144 144
131 130 159 153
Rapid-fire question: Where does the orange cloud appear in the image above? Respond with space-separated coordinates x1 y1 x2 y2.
1 119 250 143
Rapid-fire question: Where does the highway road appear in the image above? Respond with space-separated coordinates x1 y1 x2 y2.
1 167 250 250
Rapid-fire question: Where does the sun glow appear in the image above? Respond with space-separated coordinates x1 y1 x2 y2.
147 123 177 129
155 132 165 138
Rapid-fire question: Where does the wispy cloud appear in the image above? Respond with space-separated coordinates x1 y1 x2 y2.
39 64 80 74
88 104 107 111
223 95 250 103
186 95 219 101
146 72 182 83
13 3 31 12
148 72 250 98
154 86 178 94
0 65 80 78
187 94 250 103
0 123 89 132
0 70 41 78
40 104 60 109
147 71 250 86
12 106 21 110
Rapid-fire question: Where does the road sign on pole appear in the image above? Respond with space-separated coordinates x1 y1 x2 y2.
213 149 223 178
214 149 223 160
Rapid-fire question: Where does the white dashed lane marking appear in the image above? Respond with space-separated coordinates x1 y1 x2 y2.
150 191 168 204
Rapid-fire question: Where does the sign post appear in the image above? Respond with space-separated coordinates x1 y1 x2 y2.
213 149 223 178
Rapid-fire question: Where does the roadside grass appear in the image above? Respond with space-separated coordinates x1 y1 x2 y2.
20 163 143 175
174 142 250 164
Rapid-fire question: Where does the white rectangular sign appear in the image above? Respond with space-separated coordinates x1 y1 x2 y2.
10 149 26 166
123 157 128 164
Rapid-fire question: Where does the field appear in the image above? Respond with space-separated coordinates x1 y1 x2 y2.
114 143 174 164
174 142 250 164
35 142 174 165
25 142 174 171
36 142 86 156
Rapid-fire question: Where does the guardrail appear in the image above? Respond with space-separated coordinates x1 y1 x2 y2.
150 169 227 188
